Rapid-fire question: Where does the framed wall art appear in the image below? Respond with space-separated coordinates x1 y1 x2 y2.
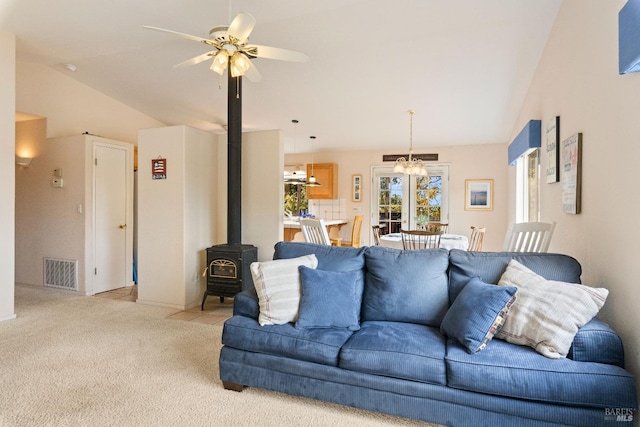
562 133 582 214
545 116 560 183
465 179 493 211
352 174 362 202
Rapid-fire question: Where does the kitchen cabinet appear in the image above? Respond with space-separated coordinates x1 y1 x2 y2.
306 163 338 199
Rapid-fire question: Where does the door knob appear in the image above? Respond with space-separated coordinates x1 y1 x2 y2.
119 224 127 229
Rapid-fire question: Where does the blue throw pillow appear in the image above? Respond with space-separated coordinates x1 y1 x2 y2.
295 266 362 331
440 277 517 353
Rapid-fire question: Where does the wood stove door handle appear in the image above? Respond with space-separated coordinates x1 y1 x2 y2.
119 224 127 229
202 267 208 277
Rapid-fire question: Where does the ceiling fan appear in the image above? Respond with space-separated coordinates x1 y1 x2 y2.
143 12 309 82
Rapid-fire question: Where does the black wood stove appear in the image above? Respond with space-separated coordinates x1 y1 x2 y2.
202 244 257 308
201 71 258 309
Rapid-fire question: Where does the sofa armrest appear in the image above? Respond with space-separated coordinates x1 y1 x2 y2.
233 287 259 320
567 318 625 368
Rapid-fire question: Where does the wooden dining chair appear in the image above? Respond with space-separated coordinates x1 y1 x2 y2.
400 229 443 250
300 218 332 245
371 225 381 246
425 222 449 233
502 221 556 253
467 226 486 251
332 215 364 247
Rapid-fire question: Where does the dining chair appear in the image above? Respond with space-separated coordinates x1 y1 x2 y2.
400 229 443 250
424 222 449 233
502 221 556 253
300 218 332 245
332 215 364 247
467 226 486 251
371 225 381 246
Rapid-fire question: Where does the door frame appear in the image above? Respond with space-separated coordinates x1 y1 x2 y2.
370 164 450 234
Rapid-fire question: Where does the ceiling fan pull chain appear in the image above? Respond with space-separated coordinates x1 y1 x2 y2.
236 77 240 99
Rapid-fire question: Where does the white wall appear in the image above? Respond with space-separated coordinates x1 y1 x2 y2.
15 135 86 290
16 62 165 143
0 31 16 321
287 142 509 250
509 0 640 383
184 126 218 307
137 125 217 309
217 130 283 261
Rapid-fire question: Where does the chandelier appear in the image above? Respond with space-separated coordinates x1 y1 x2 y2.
393 110 428 177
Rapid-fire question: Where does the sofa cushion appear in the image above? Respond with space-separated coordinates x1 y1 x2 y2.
362 246 449 327
273 241 366 271
496 260 608 358
250 255 318 326
445 337 637 409
568 318 625 367
448 250 582 303
440 277 517 353
339 321 447 385
222 315 353 366
295 266 362 331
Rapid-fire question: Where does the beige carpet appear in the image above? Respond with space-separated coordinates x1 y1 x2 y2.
0 285 437 427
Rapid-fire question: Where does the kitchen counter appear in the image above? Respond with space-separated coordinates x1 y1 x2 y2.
283 218 347 229
283 218 348 242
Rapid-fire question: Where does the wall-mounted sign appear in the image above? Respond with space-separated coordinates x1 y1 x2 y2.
382 153 439 162
152 158 167 180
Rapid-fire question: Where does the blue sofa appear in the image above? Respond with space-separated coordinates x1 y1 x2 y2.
219 242 637 426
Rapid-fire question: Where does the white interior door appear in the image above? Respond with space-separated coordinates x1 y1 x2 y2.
372 165 449 234
94 144 128 293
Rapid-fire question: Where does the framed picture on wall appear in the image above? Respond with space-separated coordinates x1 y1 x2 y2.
562 133 582 214
352 174 362 202
546 116 560 183
465 179 493 211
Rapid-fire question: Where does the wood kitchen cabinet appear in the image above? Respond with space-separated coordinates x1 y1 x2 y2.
306 163 338 199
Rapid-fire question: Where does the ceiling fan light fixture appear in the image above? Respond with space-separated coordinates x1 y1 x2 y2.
211 50 229 75
230 52 250 77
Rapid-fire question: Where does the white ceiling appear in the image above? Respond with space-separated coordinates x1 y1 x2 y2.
1 0 562 154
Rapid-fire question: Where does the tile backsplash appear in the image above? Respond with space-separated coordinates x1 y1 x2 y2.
308 199 347 219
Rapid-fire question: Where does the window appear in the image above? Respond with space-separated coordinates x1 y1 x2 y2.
372 165 449 234
284 184 308 216
515 149 540 222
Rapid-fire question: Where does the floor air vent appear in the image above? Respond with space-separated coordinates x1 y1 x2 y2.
44 258 78 291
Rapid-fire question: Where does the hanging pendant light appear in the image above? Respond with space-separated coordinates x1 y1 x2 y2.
305 135 322 186
284 119 306 185
394 110 428 177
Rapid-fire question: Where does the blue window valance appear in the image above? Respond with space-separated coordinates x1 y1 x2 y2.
619 0 640 74
508 120 541 166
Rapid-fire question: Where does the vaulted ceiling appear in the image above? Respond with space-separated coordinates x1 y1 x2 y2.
1 0 562 153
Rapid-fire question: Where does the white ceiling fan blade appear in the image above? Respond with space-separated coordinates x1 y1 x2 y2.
227 12 256 43
142 26 216 46
243 60 262 82
173 51 215 69
245 44 309 62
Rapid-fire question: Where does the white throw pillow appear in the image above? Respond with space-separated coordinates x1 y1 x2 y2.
250 255 318 326
496 259 608 358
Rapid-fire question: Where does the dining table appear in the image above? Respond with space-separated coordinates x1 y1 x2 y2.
379 232 469 250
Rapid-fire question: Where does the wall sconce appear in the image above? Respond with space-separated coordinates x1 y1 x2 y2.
16 155 33 167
